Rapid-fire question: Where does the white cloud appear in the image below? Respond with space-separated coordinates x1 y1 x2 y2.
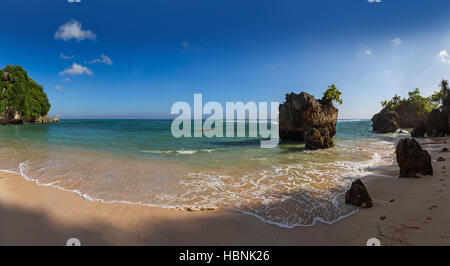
87 54 114 65
368 0 382 2
181 41 191 50
438 50 450 64
60 63 93 76
384 70 392 75
67 0 81 3
391 38 402 46
54 20 96 42
55 85 63 90
365 49 373 56
60 53 75 60
62 77 71 82
181 40 201 53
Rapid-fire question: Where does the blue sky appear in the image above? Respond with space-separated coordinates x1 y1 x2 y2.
2 0 450 119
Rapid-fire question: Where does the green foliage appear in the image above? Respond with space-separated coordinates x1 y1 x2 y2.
0 65 51 120
381 88 441 117
321 84 343 105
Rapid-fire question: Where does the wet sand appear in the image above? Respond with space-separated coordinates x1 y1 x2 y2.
1 138 450 246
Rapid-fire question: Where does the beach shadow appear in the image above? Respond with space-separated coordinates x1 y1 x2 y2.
0 203 110 246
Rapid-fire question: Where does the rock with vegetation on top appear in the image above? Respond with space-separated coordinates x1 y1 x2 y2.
396 138 433 178
371 108 400 133
0 65 52 125
279 91 338 149
345 179 373 208
374 88 443 133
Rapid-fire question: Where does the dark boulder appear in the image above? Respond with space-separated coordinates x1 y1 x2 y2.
371 108 400 133
305 127 334 150
345 179 373 208
426 109 448 137
411 109 449 138
396 138 433 178
396 105 422 128
279 92 338 148
411 119 427 137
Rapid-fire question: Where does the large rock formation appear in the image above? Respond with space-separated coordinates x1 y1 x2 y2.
426 109 448 137
411 109 449 138
410 111 446 138
396 105 422 128
395 138 433 178
279 92 338 149
411 118 427 137
305 127 334 150
371 108 400 133
0 65 58 125
372 105 426 133
345 179 373 208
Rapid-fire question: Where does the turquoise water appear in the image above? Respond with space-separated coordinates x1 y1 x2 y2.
0 119 397 228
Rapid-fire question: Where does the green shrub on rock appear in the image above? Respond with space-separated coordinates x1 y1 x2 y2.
0 65 50 121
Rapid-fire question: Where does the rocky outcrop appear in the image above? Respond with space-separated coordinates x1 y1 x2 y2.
411 109 449 138
371 108 400 133
345 179 373 208
425 110 448 137
305 127 334 150
1 65 53 126
279 92 338 149
411 119 427 137
396 106 422 128
396 138 433 178
372 105 427 133
32 115 60 124
0 114 60 125
0 109 22 125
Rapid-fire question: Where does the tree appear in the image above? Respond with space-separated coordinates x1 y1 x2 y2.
381 88 441 117
321 84 343 105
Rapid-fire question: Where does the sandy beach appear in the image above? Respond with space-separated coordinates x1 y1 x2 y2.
1 137 450 246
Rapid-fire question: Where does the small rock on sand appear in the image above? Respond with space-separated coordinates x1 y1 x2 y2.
345 179 373 208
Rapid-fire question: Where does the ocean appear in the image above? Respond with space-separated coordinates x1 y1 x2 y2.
0 119 398 228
